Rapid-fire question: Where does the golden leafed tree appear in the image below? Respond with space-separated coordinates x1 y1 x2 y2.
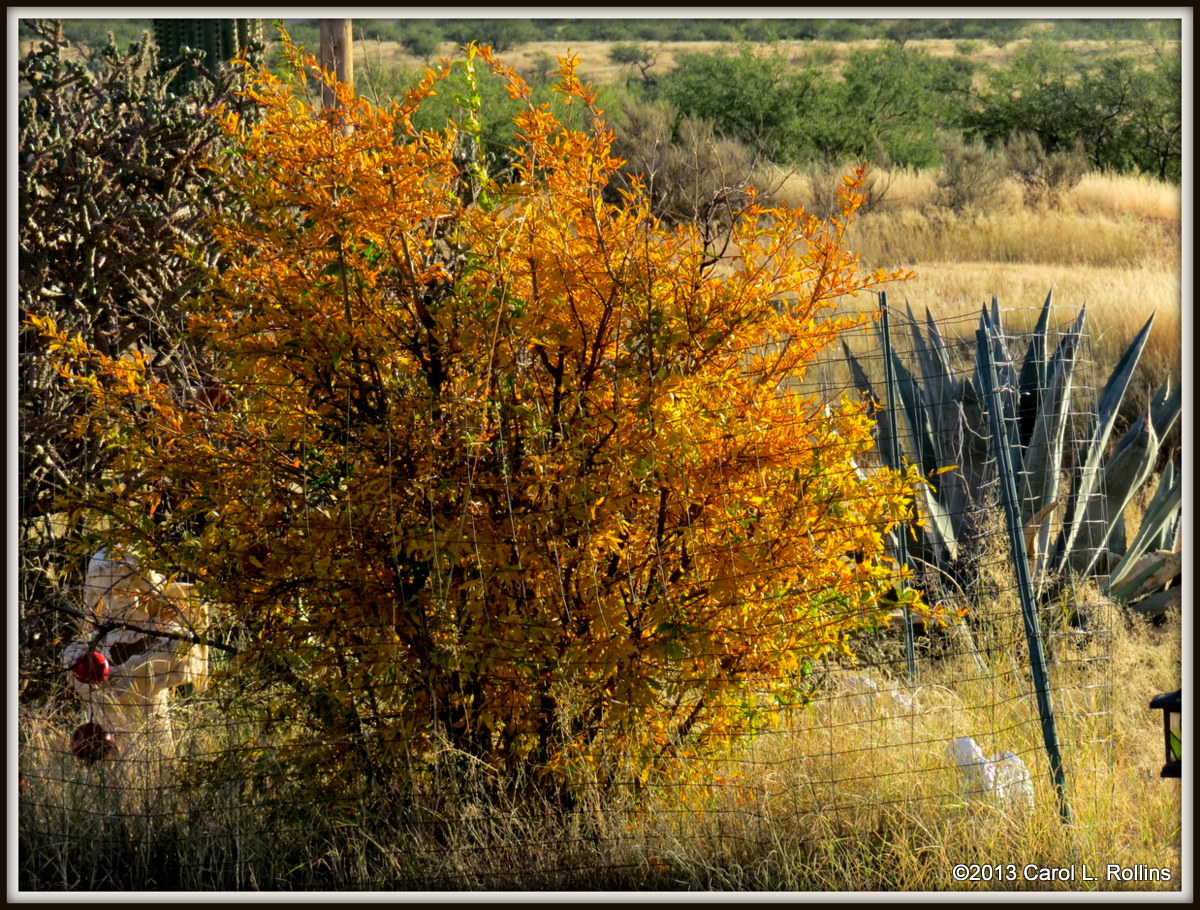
35 36 934 800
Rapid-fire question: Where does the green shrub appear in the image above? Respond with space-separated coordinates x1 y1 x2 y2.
396 20 443 60
966 39 1181 182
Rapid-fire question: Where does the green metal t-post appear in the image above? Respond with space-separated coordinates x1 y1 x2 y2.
978 310 1071 823
880 293 918 684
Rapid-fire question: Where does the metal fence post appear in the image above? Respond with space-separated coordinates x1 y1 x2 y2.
880 293 918 684
977 310 1071 823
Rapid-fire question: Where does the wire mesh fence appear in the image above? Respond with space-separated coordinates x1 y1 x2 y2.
16 297 1132 891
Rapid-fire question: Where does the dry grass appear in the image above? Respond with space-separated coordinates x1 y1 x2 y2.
761 167 1184 399
1067 172 1183 222
18 603 1181 891
597 581 1182 892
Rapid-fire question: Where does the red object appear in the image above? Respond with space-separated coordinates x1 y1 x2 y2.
70 722 116 762
243 541 270 576
199 378 232 410
72 651 110 687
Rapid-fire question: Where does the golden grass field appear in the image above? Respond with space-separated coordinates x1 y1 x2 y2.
754 164 1184 405
350 34 1181 87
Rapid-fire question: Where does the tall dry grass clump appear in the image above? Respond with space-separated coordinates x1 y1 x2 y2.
1069 172 1183 222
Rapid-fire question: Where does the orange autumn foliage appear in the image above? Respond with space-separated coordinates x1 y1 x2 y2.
36 38 934 796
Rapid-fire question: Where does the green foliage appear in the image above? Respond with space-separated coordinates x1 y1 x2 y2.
440 18 539 52
661 46 816 162
395 19 443 60
353 18 404 41
609 41 652 66
966 39 1182 181
280 18 319 50
661 45 971 169
404 57 598 181
609 41 659 91
833 46 972 168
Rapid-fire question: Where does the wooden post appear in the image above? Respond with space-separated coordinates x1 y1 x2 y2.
319 19 354 111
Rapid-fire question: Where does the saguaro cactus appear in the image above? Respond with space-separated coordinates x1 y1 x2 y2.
153 19 263 90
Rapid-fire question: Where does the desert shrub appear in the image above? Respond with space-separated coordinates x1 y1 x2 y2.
661 45 813 163
605 97 758 234
36 38 935 806
609 41 659 91
829 46 973 170
395 20 444 61
522 50 558 87
661 45 971 170
934 133 1011 214
794 146 899 221
440 18 538 52
1004 132 1088 210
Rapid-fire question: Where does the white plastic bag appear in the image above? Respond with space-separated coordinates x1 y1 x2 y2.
947 736 1034 811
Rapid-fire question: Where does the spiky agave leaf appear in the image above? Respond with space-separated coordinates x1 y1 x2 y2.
1016 290 1055 448
1126 584 1182 617
1020 309 1085 587
1047 313 1156 577
1066 413 1159 579
1106 462 1182 600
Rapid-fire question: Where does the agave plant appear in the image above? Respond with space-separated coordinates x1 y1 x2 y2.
844 292 1181 615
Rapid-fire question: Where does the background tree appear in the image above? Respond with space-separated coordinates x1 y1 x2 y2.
965 38 1181 181
441 18 538 52
661 46 822 162
609 41 659 91
661 45 972 170
395 19 443 61
832 46 972 168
